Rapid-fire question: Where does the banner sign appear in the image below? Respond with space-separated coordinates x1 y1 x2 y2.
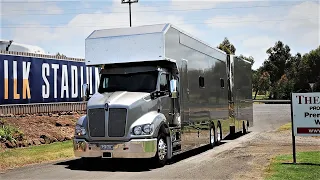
0 54 100 104
292 93 320 136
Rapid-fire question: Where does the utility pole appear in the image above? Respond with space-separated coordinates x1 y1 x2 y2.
121 0 139 27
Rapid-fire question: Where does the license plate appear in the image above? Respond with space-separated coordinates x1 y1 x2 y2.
100 144 113 150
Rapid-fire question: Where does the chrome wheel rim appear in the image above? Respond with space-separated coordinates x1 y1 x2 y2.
210 128 215 144
217 126 221 142
158 138 167 160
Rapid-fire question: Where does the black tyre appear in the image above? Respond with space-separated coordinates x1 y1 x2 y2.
152 132 168 167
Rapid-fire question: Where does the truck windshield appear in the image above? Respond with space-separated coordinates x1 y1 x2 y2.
98 71 158 93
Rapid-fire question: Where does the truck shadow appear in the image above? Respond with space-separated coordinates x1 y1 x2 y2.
55 132 249 172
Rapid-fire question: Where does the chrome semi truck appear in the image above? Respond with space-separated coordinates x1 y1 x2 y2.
73 23 253 166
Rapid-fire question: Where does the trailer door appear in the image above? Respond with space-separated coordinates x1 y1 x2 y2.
180 59 190 123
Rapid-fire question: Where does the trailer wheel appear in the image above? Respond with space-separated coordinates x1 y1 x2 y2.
216 122 222 145
242 121 247 134
152 132 168 167
209 125 217 148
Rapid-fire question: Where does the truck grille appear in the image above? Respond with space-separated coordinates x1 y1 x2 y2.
88 108 105 137
108 108 127 137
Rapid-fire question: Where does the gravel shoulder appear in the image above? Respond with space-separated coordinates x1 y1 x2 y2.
232 129 320 180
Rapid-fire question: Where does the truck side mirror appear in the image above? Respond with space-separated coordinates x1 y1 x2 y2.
82 84 89 101
170 79 178 99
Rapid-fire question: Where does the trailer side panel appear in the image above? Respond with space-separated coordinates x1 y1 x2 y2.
164 26 229 152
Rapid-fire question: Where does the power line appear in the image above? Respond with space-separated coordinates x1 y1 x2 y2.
1 17 317 28
0 3 303 16
3 1 301 12
3 14 317 26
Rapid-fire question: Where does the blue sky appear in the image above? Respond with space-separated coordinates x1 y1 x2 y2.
1 0 319 69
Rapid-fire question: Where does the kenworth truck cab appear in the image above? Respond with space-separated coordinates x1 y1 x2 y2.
73 23 253 167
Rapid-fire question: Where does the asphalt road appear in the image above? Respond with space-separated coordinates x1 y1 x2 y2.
0 104 292 180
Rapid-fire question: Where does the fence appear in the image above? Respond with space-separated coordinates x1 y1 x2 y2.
0 102 86 115
0 99 293 116
253 99 291 103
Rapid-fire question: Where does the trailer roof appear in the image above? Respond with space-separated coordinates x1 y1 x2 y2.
85 23 227 65
87 24 169 39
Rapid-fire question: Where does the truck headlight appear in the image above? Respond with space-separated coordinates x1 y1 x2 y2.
132 124 154 135
75 124 86 136
143 124 153 133
133 126 142 135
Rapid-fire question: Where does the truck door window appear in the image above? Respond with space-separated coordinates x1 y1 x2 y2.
160 73 169 92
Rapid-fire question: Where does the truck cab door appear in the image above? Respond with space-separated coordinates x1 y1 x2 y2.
158 72 173 124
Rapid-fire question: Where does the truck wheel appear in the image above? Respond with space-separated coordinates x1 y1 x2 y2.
216 122 222 145
209 125 216 148
152 132 168 167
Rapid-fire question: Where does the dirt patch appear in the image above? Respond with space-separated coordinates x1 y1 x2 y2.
231 130 320 180
0 112 85 150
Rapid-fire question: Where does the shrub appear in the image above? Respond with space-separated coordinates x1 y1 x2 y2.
0 121 24 142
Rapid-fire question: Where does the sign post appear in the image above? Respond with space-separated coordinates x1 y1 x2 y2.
290 93 296 164
291 92 320 163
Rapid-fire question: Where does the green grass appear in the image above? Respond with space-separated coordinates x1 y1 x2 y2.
0 140 74 172
265 151 320 180
277 123 292 132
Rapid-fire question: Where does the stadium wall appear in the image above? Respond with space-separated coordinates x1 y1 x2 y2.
0 50 100 105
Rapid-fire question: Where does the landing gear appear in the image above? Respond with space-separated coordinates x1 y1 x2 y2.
242 121 248 134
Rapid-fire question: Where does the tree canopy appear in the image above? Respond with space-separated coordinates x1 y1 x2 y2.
217 37 320 100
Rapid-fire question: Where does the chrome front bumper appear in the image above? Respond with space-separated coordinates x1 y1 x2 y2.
73 138 157 158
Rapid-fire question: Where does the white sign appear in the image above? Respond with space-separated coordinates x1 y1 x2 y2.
292 93 320 136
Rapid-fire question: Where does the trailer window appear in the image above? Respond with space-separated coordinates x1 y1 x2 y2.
199 76 205 88
220 78 225 88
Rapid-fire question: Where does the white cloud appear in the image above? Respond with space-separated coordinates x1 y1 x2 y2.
278 1 319 47
170 0 262 11
11 0 203 57
206 0 319 69
240 36 277 69
205 14 261 28
170 0 219 10
205 1 319 32
2 1 63 16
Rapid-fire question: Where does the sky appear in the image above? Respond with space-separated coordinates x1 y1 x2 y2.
1 0 319 70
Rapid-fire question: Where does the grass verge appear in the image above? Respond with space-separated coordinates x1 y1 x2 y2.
0 140 74 172
265 151 320 180
277 123 291 132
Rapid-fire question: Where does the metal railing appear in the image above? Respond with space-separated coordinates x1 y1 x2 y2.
253 99 291 103
0 102 87 115
0 99 293 116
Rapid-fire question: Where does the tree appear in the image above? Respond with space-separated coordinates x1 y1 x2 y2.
262 41 292 99
296 46 320 92
217 37 236 55
252 68 270 99
239 54 255 66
